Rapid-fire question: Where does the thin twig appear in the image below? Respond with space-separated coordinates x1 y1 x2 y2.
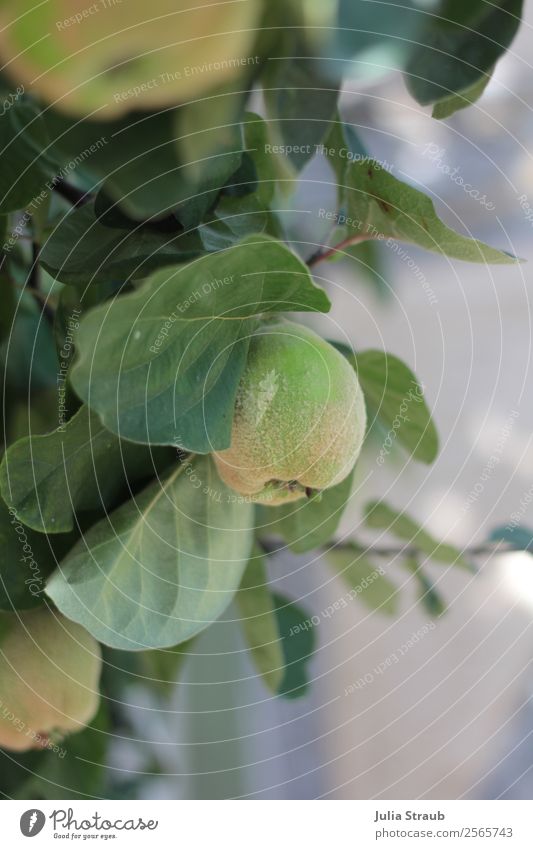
260 538 522 559
306 234 374 267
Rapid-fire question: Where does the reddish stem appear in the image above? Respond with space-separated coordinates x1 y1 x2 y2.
306 233 373 267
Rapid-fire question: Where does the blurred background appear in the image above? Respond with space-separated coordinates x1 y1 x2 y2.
70 6 533 799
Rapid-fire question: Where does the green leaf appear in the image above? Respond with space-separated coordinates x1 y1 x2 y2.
403 556 446 616
272 592 316 699
40 203 203 286
0 99 57 213
242 113 278 207
405 0 523 112
1 296 59 394
44 108 241 221
432 69 494 120
355 350 438 464
236 547 284 694
175 84 246 189
257 469 354 554
199 193 269 251
46 456 254 650
327 544 399 614
264 58 339 170
138 639 197 695
70 235 330 452
0 405 173 533
344 159 517 263
364 500 470 568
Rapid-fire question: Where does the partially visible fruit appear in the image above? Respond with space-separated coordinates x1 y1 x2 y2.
214 320 366 505
0 0 262 118
0 608 101 751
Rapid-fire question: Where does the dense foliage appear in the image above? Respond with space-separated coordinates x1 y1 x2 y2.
0 0 527 798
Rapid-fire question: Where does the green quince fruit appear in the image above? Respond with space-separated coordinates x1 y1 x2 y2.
213 320 366 505
0 608 101 751
0 0 262 118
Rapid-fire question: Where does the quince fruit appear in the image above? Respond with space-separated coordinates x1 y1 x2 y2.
0 608 101 751
214 320 366 505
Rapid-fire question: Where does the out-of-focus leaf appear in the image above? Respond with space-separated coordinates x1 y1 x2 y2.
365 500 470 569
327 544 399 614
406 0 523 113
236 548 284 694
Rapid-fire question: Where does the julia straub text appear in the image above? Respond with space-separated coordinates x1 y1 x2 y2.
374 810 445 822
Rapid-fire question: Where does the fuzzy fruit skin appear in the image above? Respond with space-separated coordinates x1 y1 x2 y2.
0 0 262 118
214 321 366 505
0 609 101 751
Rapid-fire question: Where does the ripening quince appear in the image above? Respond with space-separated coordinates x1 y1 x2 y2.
0 608 101 751
213 320 366 505
0 0 262 118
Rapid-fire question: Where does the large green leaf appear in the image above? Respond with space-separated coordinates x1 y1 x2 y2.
46 456 254 650
364 500 470 568
236 548 284 693
344 159 516 263
405 0 523 113
327 544 399 614
0 99 58 213
257 470 355 554
0 405 173 533
40 203 203 286
70 235 330 452
355 350 438 464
